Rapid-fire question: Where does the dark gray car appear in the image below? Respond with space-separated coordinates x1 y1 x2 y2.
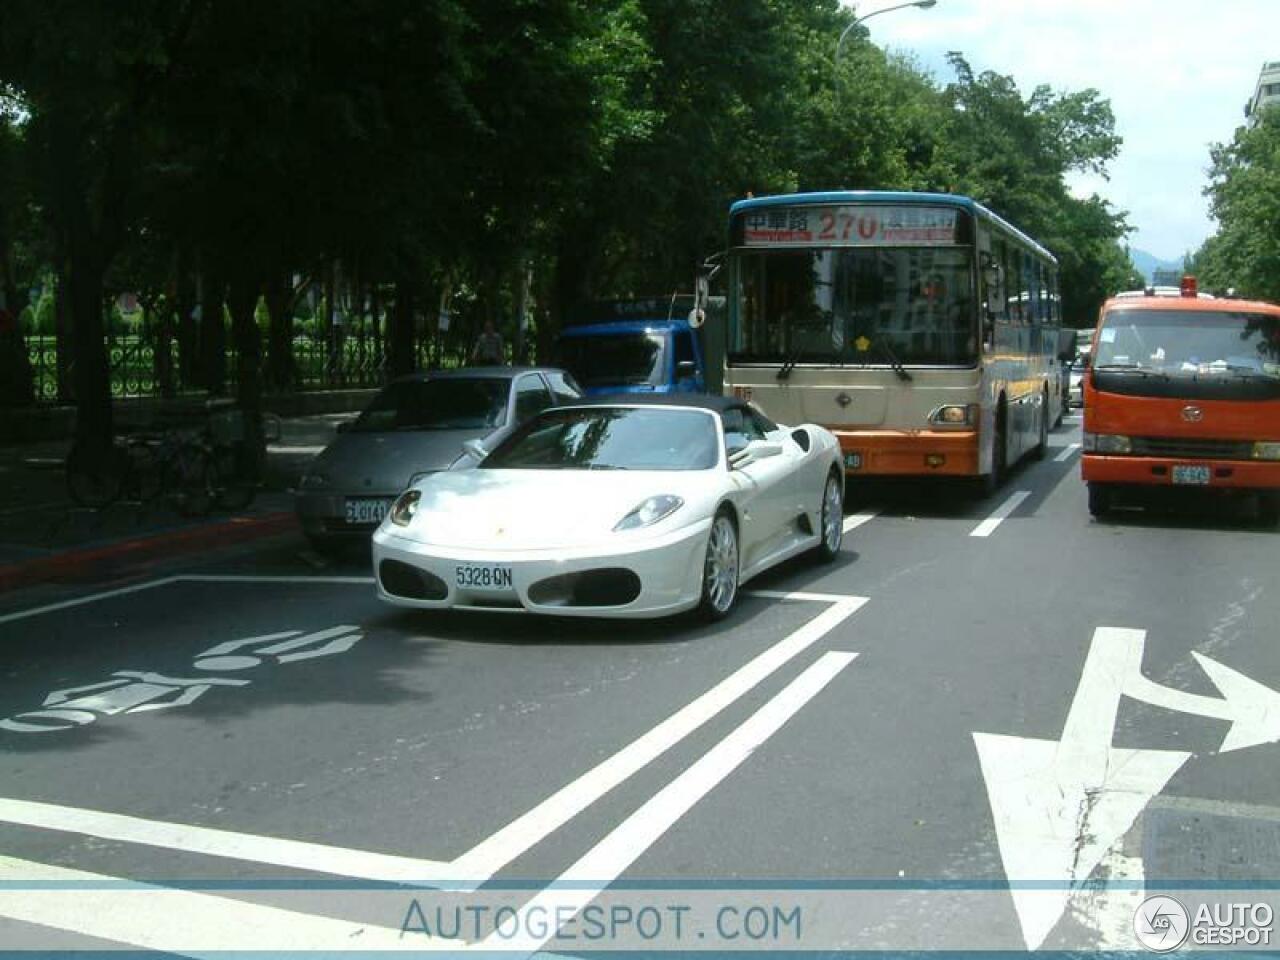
296 367 581 550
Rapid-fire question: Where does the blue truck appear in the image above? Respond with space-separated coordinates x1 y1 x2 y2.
555 297 721 396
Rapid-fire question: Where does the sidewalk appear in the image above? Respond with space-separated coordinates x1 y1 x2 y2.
0 412 354 591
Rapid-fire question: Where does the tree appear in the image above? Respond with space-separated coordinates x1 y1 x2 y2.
0 106 38 405
1195 107 1280 301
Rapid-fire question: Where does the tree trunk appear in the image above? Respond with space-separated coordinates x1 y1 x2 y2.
199 263 226 395
67 236 113 459
175 248 198 390
0 239 35 407
388 277 416 378
263 272 295 391
226 274 265 482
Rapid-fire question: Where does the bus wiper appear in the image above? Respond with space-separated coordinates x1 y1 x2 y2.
777 322 825 381
871 337 914 382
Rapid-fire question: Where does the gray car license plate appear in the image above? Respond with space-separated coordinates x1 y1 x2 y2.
455 564 514 591
1172 465 1211 486
345 498 392 524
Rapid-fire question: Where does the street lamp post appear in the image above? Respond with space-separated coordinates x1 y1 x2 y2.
834 0 937 69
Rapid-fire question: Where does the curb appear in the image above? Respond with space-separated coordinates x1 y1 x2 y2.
0 512 298 594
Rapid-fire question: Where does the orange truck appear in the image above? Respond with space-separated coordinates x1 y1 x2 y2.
1081 278 1280 524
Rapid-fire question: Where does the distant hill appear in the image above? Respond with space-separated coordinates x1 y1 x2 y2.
1129 248 1184 284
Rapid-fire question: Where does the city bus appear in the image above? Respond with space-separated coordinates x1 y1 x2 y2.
720 191 1064 493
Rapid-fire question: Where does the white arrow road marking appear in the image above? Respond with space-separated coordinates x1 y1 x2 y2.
974 627 1192 951
970 490 1031 538
477 650 859 955
0 855 461 955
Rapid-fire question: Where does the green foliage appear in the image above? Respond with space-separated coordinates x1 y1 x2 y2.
1193 107 1280 301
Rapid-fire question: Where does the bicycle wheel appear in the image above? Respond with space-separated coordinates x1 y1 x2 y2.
66 443 125 508
211 443 257 511
125 439 163 503
167 443 215 517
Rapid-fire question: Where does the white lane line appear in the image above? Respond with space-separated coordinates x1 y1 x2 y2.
480 650 859 954
267 444 326 455
0 797 454 886
842 509 880 533
450 595 868 887
0 855 460 954
969 490 1031 538
0 577 184 626
1054 443 1081 463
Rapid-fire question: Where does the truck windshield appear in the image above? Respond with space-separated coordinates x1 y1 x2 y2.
1096 309 1280 377
730 247 977 366
557 332 667 387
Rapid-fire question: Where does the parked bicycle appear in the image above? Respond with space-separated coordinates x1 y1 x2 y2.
67 428 215 516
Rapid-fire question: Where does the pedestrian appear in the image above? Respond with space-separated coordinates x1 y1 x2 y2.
471 319 506 366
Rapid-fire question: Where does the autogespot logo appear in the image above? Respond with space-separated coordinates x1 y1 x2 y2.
1134 895 1190 952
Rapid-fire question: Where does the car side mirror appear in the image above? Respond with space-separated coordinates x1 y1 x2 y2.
462 439 488 461
751 442 784 460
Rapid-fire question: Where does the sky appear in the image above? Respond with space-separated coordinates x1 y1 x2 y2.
854 0 1279 261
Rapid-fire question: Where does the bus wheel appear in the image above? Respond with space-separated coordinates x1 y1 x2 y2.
1032 388 1049 461
1258 492 1280 528
978 404 1007 498
1088 483 1113 518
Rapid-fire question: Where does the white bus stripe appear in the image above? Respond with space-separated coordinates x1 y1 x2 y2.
969 490 1032 538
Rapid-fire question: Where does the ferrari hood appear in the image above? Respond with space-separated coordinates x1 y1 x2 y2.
390 469 712 550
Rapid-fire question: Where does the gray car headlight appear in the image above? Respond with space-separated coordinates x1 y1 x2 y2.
389 490 421 527
614 495 684 531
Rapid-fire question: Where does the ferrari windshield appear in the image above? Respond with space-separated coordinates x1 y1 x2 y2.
1095 309 1280 377
352 378 510 431
483 407 719 471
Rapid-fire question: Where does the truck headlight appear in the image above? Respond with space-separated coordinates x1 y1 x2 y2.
1254 442 1280 461
389 490 421 527
1083 433 1132 454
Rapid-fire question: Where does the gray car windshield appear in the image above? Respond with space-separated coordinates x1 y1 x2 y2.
352 378 510 431
483 407 718 471
1096 310 1280 376
557 333 666 387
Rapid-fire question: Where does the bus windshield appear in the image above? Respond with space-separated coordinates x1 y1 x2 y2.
1096 309 1280 378
731 247 977 366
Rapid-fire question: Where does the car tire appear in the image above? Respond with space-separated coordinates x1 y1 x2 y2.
1257 491 1280 528
697 509 739 622
1088 482 1113 518
811 470 844 563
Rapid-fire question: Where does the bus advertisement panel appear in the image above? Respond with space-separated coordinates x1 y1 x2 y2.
723 191 1064 491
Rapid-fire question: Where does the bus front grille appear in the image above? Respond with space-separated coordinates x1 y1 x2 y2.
1130 437 1254 460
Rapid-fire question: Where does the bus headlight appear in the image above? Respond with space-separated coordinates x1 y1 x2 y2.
928 404 977 427
1083 432 1132 454
1253 442 1280 461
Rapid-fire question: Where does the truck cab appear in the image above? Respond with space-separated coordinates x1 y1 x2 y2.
555 300 707 396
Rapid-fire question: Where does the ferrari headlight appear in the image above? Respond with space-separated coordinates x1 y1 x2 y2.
300 471 329 489
1254 442 1280 461
614 495 684 531
389 489 421 527
1083 433 1132 454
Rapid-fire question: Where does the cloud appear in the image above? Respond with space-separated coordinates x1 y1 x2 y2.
851 0 1279 258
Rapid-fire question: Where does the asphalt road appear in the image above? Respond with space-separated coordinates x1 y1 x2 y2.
2 412 1279 955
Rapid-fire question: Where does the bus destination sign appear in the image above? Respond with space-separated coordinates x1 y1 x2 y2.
740 205 959 247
